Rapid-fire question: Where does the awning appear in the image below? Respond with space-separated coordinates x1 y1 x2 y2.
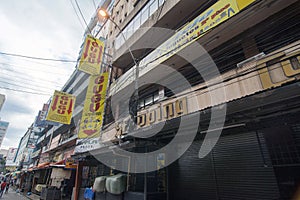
37 162 50 169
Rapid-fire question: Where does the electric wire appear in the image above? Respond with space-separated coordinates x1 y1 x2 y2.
0 51 78 63
0 78 60 92
0 70 64 87
33 1 300 145
0 62 72 76
69 0 86 30
74 0 93 35
0 86 50 96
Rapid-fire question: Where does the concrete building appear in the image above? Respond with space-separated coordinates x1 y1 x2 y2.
0 94 5 112
0 121 9 148
73 0 300 200
18 0 300 199
14 124 38 169
5 147 18 172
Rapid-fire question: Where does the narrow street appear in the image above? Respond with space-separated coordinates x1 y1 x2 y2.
0 189 28 200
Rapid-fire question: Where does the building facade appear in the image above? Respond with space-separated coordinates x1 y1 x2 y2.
12 0 300 200
0 121 9 148
0 94 5 112
72 0 300 200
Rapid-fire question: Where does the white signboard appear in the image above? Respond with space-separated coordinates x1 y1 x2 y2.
74 138 105 153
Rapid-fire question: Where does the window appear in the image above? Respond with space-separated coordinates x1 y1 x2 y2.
149 0 158 16
141 7 148 25
115 0 165 50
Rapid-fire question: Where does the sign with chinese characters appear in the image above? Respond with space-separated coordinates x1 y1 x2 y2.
78 35 105 75
78 73 109 138
46 90 76 125
74 138 105 153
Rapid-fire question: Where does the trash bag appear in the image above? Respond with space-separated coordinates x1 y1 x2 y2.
105 174 126 195
93 176 106 193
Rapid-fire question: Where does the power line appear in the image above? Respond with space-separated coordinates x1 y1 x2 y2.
74 0 93 35
69 0 86 30
0 70 63 87
0 62 71 76
0 51 78 63
0 74 61 91
0 80 53 93
0 86 50 96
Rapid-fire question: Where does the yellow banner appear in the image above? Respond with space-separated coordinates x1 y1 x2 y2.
140 0 254 71
78 35 105 75
46 90 76 125
78 72 109 138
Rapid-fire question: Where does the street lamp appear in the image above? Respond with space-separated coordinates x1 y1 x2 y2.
98 9 139 119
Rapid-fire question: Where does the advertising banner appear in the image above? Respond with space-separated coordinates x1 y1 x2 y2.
78 73 109 138
46 90 76 125
78 35 105 75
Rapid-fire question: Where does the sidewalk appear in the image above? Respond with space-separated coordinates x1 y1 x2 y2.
2 188 40 200
0 189 27 200
23 192 40 200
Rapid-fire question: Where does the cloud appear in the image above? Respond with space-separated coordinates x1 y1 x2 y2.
0 0 96 149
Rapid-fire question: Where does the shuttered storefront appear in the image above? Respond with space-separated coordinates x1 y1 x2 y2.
168 131 279 200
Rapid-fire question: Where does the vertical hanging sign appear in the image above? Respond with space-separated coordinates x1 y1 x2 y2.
78 35 105 75
78 72 109 138
46 90 76 125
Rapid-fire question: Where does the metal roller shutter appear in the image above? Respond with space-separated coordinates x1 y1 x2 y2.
212 131 279 200
168 140 218 200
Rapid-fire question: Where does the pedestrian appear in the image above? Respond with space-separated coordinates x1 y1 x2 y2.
0 180 7 198
4 182 9 194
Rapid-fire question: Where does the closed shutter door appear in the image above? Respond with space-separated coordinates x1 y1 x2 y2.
213 131 279 200
168 140 218 200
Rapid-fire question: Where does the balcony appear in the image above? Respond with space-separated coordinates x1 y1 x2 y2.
112 0 217 68
102 40 300 140
109 0 298 98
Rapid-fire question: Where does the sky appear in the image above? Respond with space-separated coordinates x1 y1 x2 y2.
0 0 99 149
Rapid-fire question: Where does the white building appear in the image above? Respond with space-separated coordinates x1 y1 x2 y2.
0 94 5 112
0 121 9 148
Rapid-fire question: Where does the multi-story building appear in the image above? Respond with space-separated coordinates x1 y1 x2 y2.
0 121 9 148
14 124 38 169
0 94 5 112
5 147 18 172
72 0 300 200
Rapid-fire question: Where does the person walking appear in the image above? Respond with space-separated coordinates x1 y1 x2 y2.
0 180 7 198
4 181 9 194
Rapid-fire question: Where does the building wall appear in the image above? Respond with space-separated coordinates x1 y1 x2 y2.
0 94 5 112
0 121 9 148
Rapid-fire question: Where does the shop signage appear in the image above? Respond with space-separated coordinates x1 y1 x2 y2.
49 135 61 150
65 158 77 169
137 97 187 128
75 138 105 153
78 35 105 75
46 90 76 125
78 73 109 138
